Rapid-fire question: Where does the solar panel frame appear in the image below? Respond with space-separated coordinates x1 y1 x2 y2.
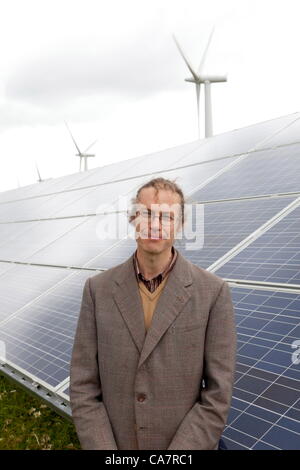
0 269 95 392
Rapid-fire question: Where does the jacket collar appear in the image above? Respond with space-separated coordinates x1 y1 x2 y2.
113 249 193 369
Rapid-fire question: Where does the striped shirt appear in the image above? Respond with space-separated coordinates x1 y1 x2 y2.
133 246 178 293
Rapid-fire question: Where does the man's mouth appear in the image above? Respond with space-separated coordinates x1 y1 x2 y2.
139 229 168 240
141 232 162 239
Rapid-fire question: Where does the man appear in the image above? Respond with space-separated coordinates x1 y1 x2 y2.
70 177 237 450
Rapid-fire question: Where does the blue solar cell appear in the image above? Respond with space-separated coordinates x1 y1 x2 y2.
224 285 300 449
0 270 92 388
0 264 72 323
261 426 300 450
215 202 300 285
190 143 300 201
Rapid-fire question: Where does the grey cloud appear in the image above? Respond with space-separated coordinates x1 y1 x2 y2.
5 32 185 107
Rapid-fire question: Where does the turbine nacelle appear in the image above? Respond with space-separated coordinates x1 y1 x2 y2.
75 153 95 158
185 75 227 84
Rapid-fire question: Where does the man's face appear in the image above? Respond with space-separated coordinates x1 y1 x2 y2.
132 187 182 255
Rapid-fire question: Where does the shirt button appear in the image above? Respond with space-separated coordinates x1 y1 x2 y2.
137 393 146 402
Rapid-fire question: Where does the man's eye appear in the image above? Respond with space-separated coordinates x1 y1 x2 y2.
141 210 150 218
162 213 174 221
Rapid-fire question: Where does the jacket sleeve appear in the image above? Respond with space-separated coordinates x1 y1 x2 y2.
167 280 237 450
69 277 118 450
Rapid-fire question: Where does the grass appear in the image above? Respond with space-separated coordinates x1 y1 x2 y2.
0 374 81 450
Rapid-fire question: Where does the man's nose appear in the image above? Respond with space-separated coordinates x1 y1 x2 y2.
150 214 160 230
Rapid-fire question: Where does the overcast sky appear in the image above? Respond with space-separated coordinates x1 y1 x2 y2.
1 0 300 192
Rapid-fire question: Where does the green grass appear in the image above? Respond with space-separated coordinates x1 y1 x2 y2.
0 374 81 450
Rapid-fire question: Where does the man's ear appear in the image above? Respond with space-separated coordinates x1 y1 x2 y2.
127 209 136 225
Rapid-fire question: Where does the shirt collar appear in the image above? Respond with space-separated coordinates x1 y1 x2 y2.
133 246 177 283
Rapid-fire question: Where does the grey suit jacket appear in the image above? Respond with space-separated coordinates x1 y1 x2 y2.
69 250 237 450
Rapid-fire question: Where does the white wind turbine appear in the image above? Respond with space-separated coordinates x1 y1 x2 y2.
65 121 97 172
173 28 227 138
34 161 52 183
35 161 44 183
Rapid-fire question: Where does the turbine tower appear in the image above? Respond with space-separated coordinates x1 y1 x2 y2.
65 121 97 172
173 28 227 138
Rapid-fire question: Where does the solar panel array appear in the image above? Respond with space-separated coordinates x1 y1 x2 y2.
0 112 300 449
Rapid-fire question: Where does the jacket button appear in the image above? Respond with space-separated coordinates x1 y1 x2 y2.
137 393 146 402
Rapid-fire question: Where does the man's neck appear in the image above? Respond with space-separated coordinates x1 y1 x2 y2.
136 246 173 280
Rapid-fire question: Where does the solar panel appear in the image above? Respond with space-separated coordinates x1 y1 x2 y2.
0 222 36 248
51 174 157 218
111 140 203 180
0 194 65 223
0 169 92 203
0 262 16 277
255 115 300 149
63 140 201 191
0 217 88 262
0 112 300 450
223 285 300 450
0 264 72 323
26 214 127 267
191 143 300 202
215 201 300 286
156 156 237 195
166 113 300 168
0 270 91 389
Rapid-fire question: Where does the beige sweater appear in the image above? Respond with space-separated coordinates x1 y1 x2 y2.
138 274 170 331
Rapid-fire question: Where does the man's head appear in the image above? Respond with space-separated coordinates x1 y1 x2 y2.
129 177 185 256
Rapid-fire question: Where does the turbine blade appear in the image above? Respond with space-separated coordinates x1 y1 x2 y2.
198 26 215 75
65 121 82 155
172 34 199 82
83 139 97 154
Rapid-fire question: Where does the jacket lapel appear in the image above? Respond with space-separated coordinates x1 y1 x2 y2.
112 249 193 369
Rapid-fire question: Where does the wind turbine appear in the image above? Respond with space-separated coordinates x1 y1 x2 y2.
173 28 227 138
34 161 52 183
35 161 44 183
65 121 97 172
